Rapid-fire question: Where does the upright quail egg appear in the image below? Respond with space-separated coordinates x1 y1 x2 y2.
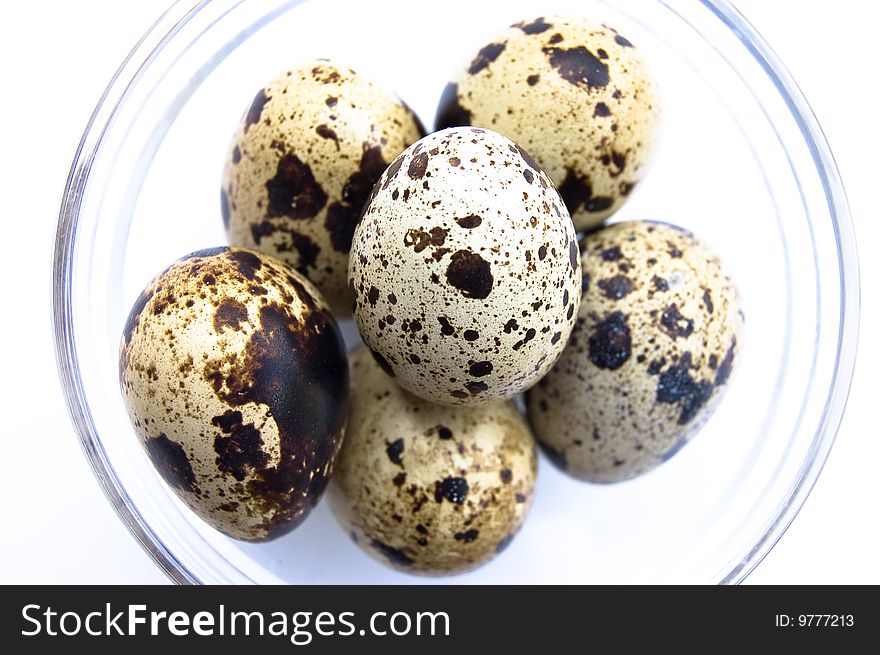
223 60 425 315
119 247 349 540
527 221 742 483
329 347 537 575
349 127 581 406
435 16 659 231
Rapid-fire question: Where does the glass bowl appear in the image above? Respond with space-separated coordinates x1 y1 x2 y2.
53 0 858 584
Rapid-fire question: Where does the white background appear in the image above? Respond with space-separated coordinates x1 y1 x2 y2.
0 0 876 584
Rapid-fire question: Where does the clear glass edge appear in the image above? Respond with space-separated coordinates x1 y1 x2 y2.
52 0 860 586
52 0 210 586
701 0 860 584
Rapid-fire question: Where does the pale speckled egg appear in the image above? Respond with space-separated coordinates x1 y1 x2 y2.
328 347 537 575
435 16 660 232
349 127 581 406
223 60 425 316
119 247 349 541
527 221 743 483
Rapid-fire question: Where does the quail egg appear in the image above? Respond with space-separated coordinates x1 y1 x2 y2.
435 16 659 232
527 221 742 482
119 247 349 540
329 347 537 574
223 60 425 315
349 126 581 406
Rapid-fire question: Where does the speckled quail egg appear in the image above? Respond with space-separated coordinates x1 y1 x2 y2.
435 16 659 232
328 347 537 575
119 247 349 541
527 221 742 483
223 60 425 316
349 126 581 406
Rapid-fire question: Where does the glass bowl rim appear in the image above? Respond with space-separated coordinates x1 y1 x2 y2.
52 0 860 585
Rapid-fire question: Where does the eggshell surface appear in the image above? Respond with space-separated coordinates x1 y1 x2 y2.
436 16 659 231
349 127 581 406
329 348 537 574
527 221 742 482
119 247 349 541
223 60 425 315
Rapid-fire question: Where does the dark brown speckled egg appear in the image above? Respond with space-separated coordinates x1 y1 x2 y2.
527 221 743 483
223 60 425 316
349 127 581 406
328 347 537 575
118 247 349 541
435 16 660 232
